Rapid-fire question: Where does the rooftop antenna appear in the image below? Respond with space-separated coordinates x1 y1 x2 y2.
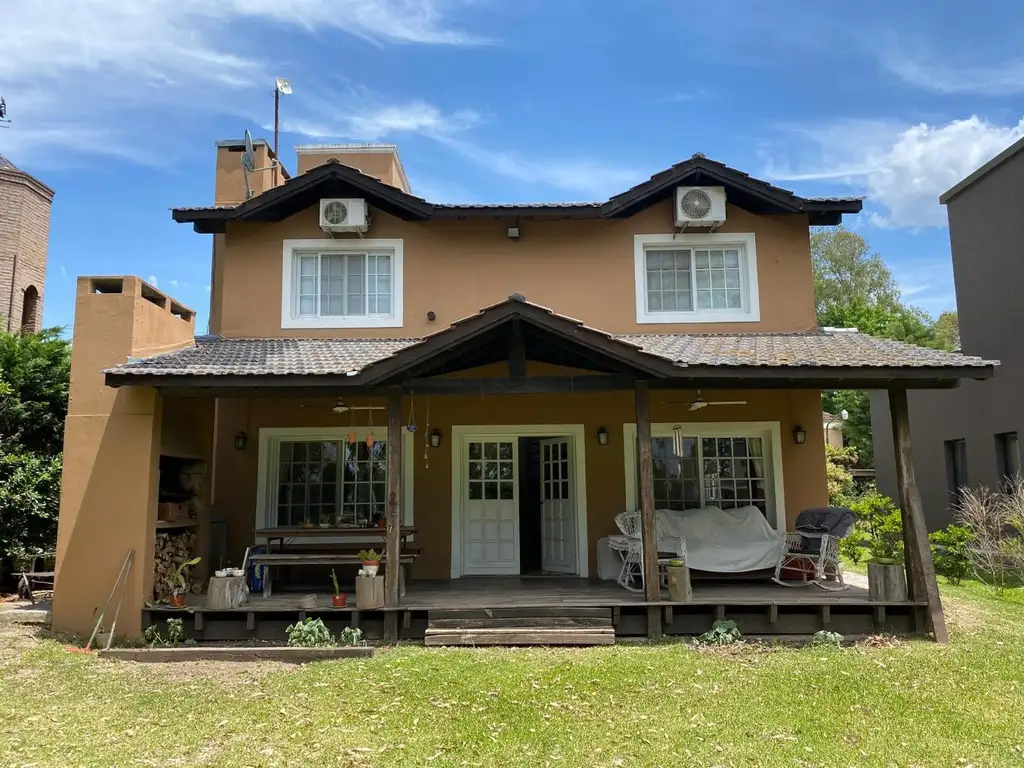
240 128 279 200
273 77 291 186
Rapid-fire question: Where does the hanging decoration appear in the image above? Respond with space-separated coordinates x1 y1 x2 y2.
365 404 375 449
347 404 357 445
423 397 431 469
406 393 418 433
672 424 684 458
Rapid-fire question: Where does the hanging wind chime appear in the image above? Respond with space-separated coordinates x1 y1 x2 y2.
423 397 431 469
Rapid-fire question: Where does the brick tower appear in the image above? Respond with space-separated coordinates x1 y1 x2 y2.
0 152 54 333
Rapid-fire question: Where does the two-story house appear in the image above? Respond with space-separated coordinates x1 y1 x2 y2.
53 140 994 643
872 137 1024 529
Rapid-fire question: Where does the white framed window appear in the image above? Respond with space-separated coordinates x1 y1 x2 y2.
281 239 404 329
622 422 785 530
256 427 415 536
633 233 759 324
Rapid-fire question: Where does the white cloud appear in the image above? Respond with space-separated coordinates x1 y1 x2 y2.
0 1 486 163
766 116 1024 228
147 275 158 287
884 51 1024 97
59 265 68 280
282 99 483 142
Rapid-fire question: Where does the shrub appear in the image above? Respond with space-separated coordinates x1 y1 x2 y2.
825 445 856 505
929 524 975 585
850 491 904 563
286 618 335 647
954 481 1024 591
696 619 741 645
338 626 365 647
810 630 844 647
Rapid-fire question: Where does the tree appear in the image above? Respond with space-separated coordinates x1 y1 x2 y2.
812 227 946 465
933 310 960 351
0 328 70 557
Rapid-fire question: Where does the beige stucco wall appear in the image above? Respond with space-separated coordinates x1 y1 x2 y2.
53 277 197 637
206 379 827 580
209 200 817 338
295 148 407 190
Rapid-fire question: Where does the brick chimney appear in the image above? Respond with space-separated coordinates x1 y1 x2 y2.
213 138 290 205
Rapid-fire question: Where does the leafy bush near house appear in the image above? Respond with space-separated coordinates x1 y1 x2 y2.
929 524 975 585
695 619 741 646
850 491 904 563
826 445 856 505
286 618 335 648
953 481 1024 591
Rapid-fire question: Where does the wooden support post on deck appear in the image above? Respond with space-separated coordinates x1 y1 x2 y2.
888 388 948 644
384 388 403 617
634 380 662 640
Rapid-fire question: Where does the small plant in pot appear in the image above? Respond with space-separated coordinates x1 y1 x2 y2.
330 569 347 608
358 549 381 577
167 556 201 608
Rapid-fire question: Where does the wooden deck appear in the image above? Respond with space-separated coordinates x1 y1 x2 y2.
145 577 927 642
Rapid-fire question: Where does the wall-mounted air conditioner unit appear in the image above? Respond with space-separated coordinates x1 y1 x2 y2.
674 186 726 227
319 198 368 233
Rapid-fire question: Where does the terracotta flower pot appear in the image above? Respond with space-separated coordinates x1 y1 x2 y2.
332 594 347 608
168 594 186 608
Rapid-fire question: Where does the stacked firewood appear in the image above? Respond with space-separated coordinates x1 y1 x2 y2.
153 530 201 600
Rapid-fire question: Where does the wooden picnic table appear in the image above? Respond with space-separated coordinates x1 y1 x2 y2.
254 525 416 552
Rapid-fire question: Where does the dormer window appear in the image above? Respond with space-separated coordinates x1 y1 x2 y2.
281 238 404 329
633 233 760 324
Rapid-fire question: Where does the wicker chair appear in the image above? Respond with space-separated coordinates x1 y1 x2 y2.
772 507 856 591
608 510 687 593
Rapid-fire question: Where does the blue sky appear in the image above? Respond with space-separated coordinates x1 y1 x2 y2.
4 0 1024 334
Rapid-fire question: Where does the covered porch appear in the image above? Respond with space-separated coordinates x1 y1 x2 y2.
56 280 996 643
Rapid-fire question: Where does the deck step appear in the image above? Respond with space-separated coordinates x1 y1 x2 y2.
429 607 612 620
424 627 615 646
429 616 612 629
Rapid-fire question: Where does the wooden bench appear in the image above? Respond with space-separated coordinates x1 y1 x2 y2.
248 552 418 598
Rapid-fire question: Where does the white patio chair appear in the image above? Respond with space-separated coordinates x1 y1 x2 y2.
609 510 687 593
772 507 856 591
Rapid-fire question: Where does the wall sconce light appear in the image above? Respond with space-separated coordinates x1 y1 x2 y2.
792 425 807 445
507 226 520 240
597 427 609 446
234 431 248 451
429 429 442 448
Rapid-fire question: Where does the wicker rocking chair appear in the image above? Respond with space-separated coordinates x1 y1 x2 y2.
772 506 856 591
608 510 687 593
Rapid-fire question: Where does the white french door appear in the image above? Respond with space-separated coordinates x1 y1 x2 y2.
462 438 520 575
540 437 576 574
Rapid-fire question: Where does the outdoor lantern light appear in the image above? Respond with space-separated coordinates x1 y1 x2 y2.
792 425 807 445
234 431 248 451
429 429 442 448
597 427 609 445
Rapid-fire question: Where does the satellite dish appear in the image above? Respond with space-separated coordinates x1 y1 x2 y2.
239 127 280 199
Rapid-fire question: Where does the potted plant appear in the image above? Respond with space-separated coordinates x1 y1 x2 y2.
167 556 201 608
330 569 347 608
358 549 381 577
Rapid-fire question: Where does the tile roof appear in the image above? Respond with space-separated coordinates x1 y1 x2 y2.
616 331 994 369
105 329 995 379
109 337 417 376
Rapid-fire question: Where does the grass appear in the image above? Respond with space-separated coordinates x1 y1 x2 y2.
3 587 1024 767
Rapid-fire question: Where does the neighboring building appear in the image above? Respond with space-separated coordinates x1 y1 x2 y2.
872 137 1024 530
0 153 54 333
822 411 846 449
53 140 994 639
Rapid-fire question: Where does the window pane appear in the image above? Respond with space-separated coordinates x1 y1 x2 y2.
648 292 663 311
696 290 712 309
299 296 316 315
724 250 740 268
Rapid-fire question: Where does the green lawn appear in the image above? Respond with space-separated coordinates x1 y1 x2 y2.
2 586 1024 768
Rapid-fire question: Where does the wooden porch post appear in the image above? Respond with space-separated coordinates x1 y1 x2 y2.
384 388 403 611
634 380 663 640
888 387 948 643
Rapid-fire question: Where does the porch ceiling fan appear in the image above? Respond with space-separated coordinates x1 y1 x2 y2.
299 399 384 414
663 391 747 411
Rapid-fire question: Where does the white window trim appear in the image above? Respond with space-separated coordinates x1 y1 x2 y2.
255 426 415 544
281 238 404 329
449 424 589 579
622 421 785 532
633 232 760 324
